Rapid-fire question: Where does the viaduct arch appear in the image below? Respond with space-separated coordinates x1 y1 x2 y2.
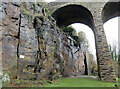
48 1 120 82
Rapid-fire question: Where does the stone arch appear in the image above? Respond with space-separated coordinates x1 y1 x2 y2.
52 4 94 30
102 2 120 23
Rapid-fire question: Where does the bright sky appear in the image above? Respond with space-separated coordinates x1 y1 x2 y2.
71 23 97 60
71 17 119 61
45 0 56 2
104 17 118 48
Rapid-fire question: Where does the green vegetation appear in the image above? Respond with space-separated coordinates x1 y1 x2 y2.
0 71 12 87
63 26 80 46
44 78 117 87
78 31 86 43
117 78 120 88
63 26 74 33
116 78 120 83
109 45 118 61
21 2 51 23
21 3 37 22
5 77 118 87
2 81 7 87
37 1 51 16
45 7 51 16
6 71 12 83
63 26 89 47
118 50 120 66
48 72 62 81
63 26 77 36
109 44 120 78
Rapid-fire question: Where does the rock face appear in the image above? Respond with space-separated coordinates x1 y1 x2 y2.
60 35 85 76
34 16 87 79
1 2 115 82
1 2 20 79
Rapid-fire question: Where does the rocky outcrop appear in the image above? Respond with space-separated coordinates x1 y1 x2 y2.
60 35 85 76
1 2 96 81
1 2 20 79
34 16 87 79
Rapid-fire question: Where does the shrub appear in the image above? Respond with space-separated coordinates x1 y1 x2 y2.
54 73 62 80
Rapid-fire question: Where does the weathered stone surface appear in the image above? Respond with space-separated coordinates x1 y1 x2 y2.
34 16 62 80
1 1 118 83
1 2 20 79
34 12 87 79
18 2 41 80
61 35 85 76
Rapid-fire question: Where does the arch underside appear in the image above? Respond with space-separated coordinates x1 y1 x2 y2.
102 2 120 23
52 4 94 30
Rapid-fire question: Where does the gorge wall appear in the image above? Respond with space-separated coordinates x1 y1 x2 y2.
0 2 95 81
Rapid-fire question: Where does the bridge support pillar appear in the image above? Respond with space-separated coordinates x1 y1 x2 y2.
93 15 116 82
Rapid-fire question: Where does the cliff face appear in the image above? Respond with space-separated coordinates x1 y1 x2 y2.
1 2 21 79
1 2 94 80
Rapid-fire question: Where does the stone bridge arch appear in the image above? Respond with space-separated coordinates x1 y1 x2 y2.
102 2 120 23
52 4 94 30
49 2 117 82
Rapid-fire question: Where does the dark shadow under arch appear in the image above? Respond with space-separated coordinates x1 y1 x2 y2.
52 4 94 31
102 2 120 23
